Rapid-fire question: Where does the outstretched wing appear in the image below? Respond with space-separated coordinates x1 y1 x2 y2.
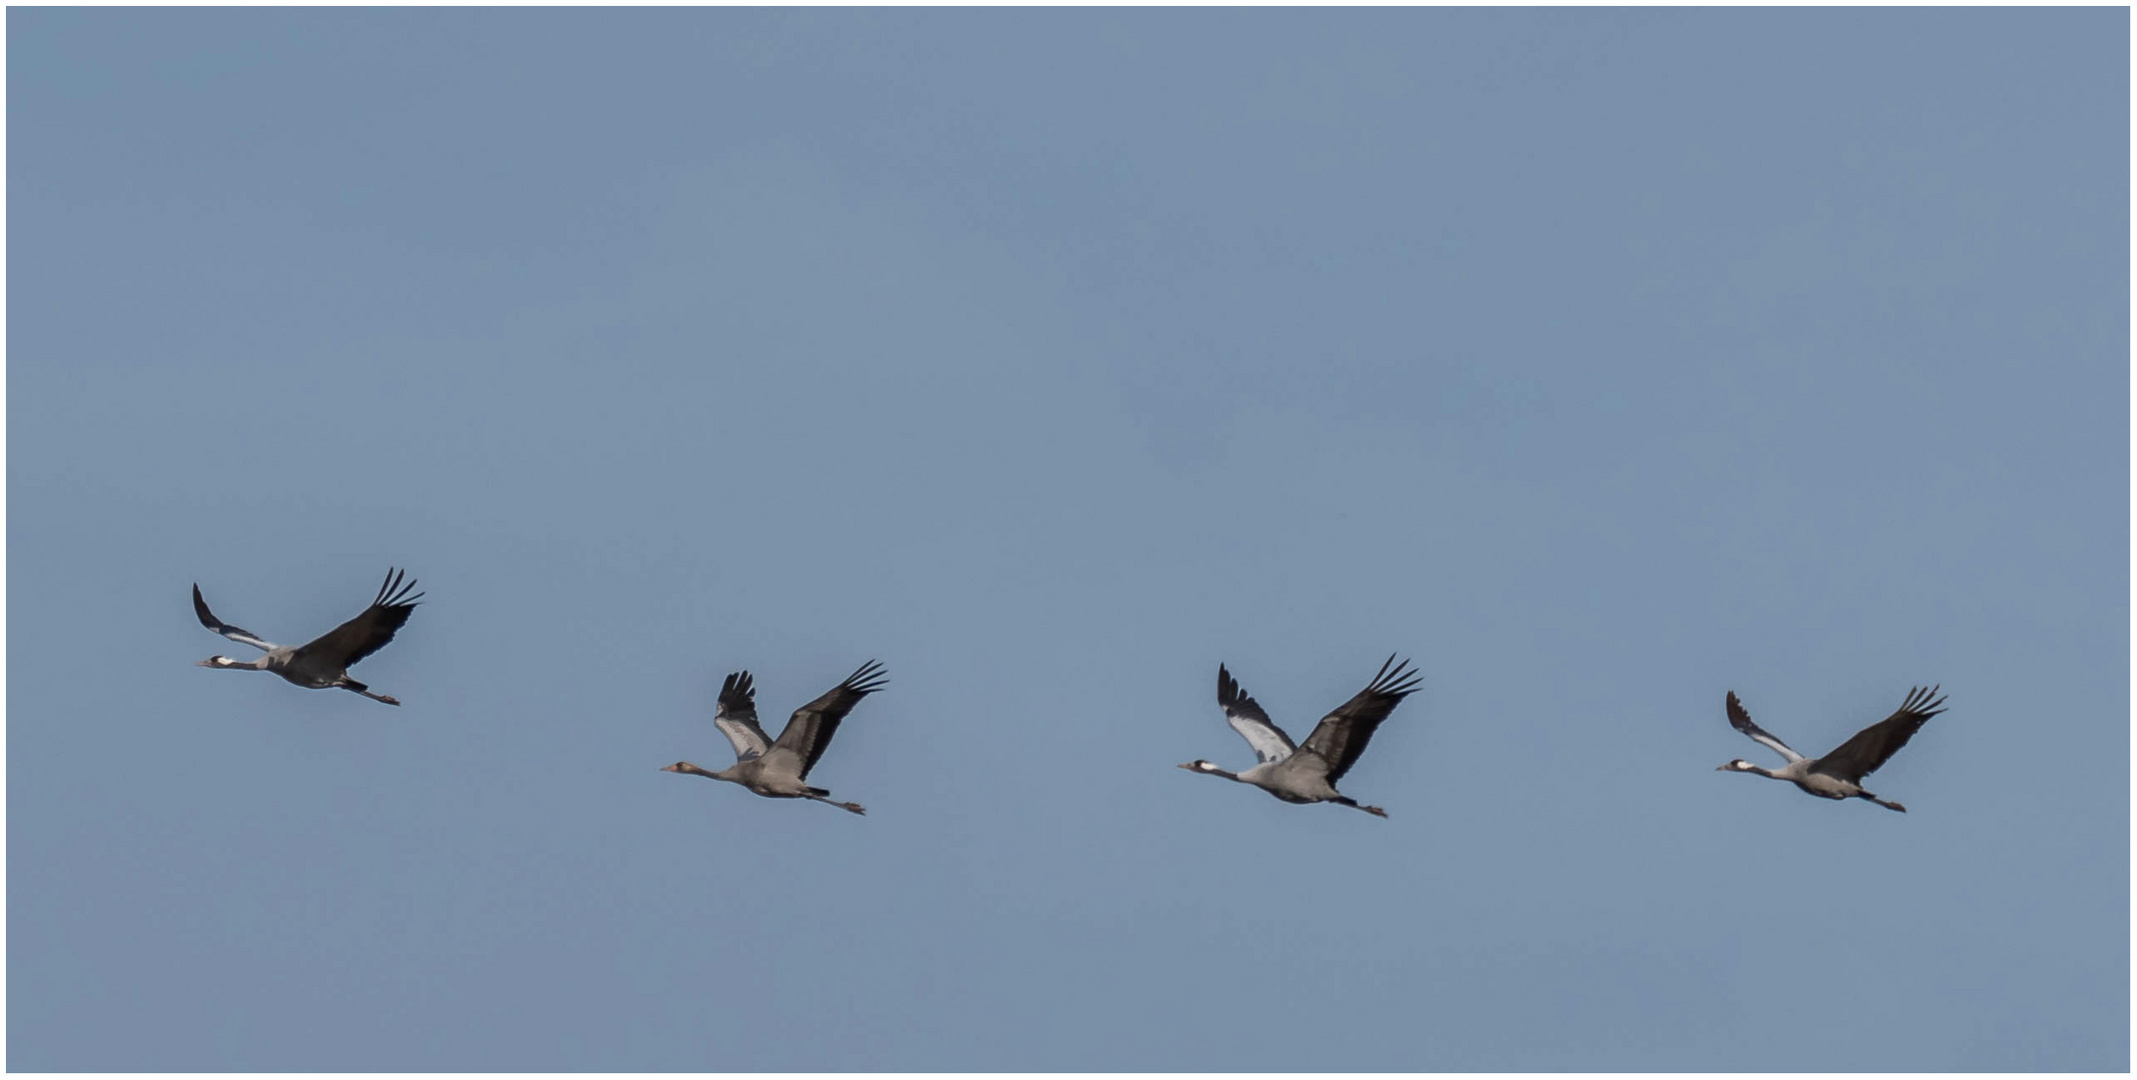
712 670 772 761
1296 655 1422 785
1726 691 1804 763
1811 685 1946 783
768 660 888 780
1217 664 1295 764
192 584 279 651
291 568 423 669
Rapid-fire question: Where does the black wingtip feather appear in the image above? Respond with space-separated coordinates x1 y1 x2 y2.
842 659 890 696
1365 655 1423 699
1904 684 1948 719
1724 689 1766 733
718 670 756 712
374 568 423 610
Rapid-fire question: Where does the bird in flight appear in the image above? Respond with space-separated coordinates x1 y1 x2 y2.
1717 686 1946 812
1179 655 1422 818
662 661 888 815
193 568 423 706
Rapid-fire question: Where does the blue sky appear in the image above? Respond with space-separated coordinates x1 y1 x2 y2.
8 7 2127 1071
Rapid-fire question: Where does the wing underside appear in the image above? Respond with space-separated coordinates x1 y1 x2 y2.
1218 664 1295 764
192 584 279 651
292 568 423 668
1810 685 1946 783
1725 691 1804 763
1298 654 1421 785
713 670 772 761
772 660 889 780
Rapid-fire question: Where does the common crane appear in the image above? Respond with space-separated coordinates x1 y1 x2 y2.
662 661 887 815
193 568 423 706
1717 686 1946 812
1179 655 1422 818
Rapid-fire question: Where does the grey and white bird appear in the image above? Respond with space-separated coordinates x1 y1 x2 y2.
193 568 423 706
662 661 887 816
1717 686 1946 812
1179 655 1421 818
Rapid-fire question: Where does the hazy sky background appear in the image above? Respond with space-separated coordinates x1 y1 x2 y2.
8 8 2127 1072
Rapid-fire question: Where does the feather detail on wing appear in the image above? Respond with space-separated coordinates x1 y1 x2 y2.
769 660 888 780
712 670 772 761
1725 691 1804 763
1298 654 1422 785
1810 685 1946 783
192 583 279 651
1217 664 1295 764
292 568 422 669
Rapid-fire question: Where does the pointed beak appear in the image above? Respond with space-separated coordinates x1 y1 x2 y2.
1175 762 1197 771
196 659 217 667
1714 764 1731 771
659 764 681 773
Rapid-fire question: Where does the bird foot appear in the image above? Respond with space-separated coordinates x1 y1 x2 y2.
839 802 866 816
375 695 402 706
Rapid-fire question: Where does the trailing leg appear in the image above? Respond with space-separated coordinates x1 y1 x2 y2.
1860 792 1906 812
338 679 401 706
1333 796 1388 819
809 794 866 815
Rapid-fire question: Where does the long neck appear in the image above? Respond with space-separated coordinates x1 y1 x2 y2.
1198 765 1244 783
674 762 727 781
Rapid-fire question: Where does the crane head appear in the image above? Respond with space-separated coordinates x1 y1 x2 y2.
1716 759 1758 772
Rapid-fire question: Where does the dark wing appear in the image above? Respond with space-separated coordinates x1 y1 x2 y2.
1810 685 1946 783
770 660 888 780
1726 691 1805 763
290 568 423 669
192 584 278 651
711 670 773 761
1296 655 1422 785
1218 664 1295 764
